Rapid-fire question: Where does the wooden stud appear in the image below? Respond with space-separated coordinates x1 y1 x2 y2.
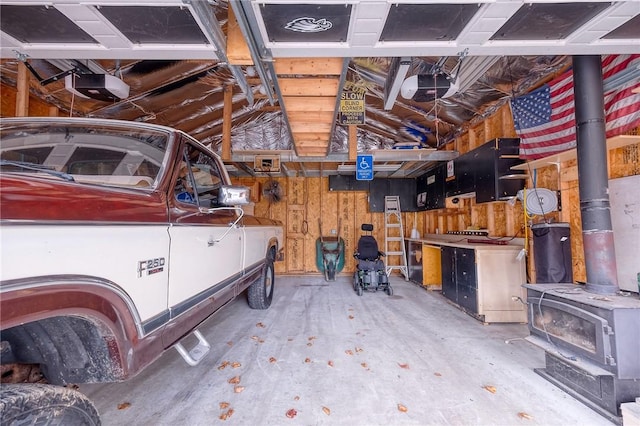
221 85 233 161
348 125 358 161
226 5 253 65
15 62 29 117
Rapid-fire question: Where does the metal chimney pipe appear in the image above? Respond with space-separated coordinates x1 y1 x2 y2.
572 55 619 295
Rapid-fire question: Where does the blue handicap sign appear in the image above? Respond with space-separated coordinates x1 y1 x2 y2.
356 154 373 181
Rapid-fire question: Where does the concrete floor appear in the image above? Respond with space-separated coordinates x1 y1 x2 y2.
82 275 613 425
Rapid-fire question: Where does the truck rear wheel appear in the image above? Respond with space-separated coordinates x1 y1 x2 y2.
247 257 274 310
0 383 100 426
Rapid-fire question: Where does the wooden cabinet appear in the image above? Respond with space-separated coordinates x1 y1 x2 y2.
440 242 527 323
407 236 527 323
406 240 442 289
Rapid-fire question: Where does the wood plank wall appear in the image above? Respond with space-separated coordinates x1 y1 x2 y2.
3 81 639 281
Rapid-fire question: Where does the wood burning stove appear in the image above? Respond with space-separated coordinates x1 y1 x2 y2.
525 283 640 422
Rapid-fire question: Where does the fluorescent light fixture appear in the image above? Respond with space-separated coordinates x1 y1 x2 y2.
384 57 412 110
451 55 501 94
603 62 640 92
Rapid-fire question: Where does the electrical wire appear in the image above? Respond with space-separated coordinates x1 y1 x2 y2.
536 288 578 362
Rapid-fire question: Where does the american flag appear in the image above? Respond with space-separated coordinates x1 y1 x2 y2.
512 54 640 159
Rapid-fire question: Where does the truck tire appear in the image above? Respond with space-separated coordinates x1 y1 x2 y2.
0 383 100 426
247 257 274 310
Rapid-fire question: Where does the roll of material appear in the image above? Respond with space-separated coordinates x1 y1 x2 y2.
520 188 558 216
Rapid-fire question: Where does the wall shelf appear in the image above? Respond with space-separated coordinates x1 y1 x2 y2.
511 135 640 172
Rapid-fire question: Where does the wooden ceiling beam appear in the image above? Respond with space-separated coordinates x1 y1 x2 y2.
279 77 340 97
274 58 343 75
226 5 253 66
287 110 335 122
290 121 332 133
282 96 336 112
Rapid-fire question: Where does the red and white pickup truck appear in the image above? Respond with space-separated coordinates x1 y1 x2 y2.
0 117 283 424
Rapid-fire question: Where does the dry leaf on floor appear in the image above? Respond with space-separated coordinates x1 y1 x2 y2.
322 406 331 416
398 363 410 369
518 412 533 420
304 358 311 363
434 372 442 377
226 341 233 346
234 386 245 393
287 338 294 342
251 336 260 341
348 315 354 320
231 362 241 369
294 396 300 401
219 402 230 409
269 357 277 363
256 322 266 328
307 342 313 347
219 409 234 420
483 385 497 394
308 336 316 341
286 408 297 418
328 360 334 367
117 402 131 410
345 350 354 356
397 404 408 412
355 347 363 353
361 362 368 369
228 376 241 384
218 361 230 370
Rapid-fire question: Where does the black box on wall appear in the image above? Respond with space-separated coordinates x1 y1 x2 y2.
474 138 526 203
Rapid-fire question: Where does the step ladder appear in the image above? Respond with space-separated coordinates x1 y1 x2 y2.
384 196 408 280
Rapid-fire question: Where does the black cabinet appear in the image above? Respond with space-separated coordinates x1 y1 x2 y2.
328 176 417 212
440 246 478 315
369 178 417 212
416 163 445 211
439 138 525 202
440 246 457 303
406 240 423 283
474 138 526 203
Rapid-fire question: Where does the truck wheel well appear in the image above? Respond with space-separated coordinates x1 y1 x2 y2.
1 316 122 385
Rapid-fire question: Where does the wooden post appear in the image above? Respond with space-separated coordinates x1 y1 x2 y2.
222 84 233 161
348 125 358 161
15 62 29 117
48 106 59 117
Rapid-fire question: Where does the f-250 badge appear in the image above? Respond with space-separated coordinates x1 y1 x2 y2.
138 257 165 277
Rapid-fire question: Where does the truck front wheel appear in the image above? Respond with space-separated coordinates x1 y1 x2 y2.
0 383 100 426
247 256 274 310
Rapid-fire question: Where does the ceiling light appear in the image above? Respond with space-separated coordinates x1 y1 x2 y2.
451 55 501 94
384 57 412 110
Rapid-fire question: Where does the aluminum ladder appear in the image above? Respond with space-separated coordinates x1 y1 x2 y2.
384 195 408 280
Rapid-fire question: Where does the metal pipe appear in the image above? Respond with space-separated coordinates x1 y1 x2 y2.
572 55 619 295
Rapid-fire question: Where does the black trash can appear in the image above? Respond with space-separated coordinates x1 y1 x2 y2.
532 222 573 283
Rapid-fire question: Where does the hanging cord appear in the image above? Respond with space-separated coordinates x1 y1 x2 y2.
69 91 75 117
301 178 309 235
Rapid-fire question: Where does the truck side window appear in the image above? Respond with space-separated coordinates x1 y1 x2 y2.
176 143 224 208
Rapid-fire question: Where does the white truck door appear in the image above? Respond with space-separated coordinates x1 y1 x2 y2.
167 143 243 313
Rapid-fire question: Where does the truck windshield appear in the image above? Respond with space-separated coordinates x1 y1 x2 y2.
0 121 169 190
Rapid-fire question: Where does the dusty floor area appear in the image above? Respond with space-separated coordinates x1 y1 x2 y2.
82 275 613 425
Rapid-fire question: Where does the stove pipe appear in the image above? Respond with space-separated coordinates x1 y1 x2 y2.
572 55 619 295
